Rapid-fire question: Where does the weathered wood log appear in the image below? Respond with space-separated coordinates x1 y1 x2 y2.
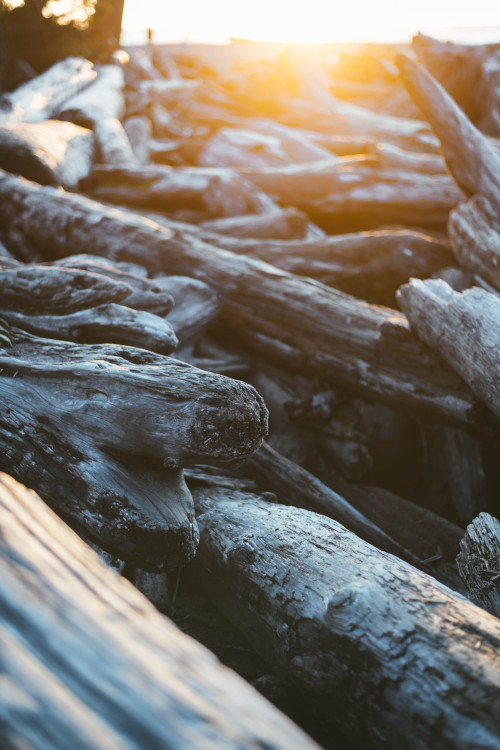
397 278 500 421
58 64 135 167
0 303 179 354
123 115 152 164
369 141 446 173
396 53 500 212
51 254 174 315
198 127 295 168
0 473 320 749
413 33 500 137
242 442 412 562
85 164 277 216
0 171 492 432
457 513 500 617
200 208 311 240
0 321 267 567
193 492 500 750
238 162 463 230
154 275 220 346
0 120 94 189
0 57 96 123
449 196 500 292
0 265 132 313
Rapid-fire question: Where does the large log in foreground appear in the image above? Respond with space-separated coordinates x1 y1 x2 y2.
0 171 491 433
0 473 319 750
193 492 500 750
0 321 267 568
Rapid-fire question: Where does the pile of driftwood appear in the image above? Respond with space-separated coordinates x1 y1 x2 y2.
1 34 500 750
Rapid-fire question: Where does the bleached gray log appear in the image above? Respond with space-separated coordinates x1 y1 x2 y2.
0 57 96 124
200 208 310 240
51 255 174 314
0 171 491 432
396 54 500 212
154 275 220 346
58 64 135 167
123 115 152 164
0 120 94 189
369 141 446 173
194 493 500 750
457 513 500 617
398 278 500 421
0 322 267 567
86 164 277 216
0 473 320 750
449 196 500 292
198 127 295 169
0 304 179 354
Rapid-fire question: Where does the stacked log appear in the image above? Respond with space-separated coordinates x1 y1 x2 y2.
0 37 500 750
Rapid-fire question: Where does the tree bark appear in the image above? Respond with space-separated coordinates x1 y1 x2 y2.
0 473 319 749
398 278 500 422
457 513 500 617
193 492 500 750
0 171 491 433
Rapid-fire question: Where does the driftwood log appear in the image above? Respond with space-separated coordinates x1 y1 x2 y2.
457 513 500 617
398 278 500 422
449 196 500 293
0 120 94 189
0 57 96 123
0 320 267 568
0 473 319 749
0 170 491 433
193 492 500 750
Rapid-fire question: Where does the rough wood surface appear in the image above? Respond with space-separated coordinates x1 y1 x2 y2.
0 321 267 567
396 54 500 213
397 278 500 421
193 492 500 750
0 120 94 189
457 513 500 617
0 57 96 123
0 473 320 749
0 170 490 433
200 208 311 240
154 275 221 346
449 196 500 293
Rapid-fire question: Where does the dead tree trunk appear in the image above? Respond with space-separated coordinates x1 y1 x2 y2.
0 473 319 750
193 491 500 750
0 170 491 433
449 196 500 293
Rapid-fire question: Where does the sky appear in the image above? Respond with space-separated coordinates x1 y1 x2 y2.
122 0 500 45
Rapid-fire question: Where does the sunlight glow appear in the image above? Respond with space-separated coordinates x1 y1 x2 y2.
122 0 500 45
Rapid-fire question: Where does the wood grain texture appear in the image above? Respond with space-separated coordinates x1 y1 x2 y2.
194 492 500 750
0 473 319 750
457 513 500 617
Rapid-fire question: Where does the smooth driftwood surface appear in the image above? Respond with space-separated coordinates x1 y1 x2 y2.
153 275 221 346
396 54 500 213
0 321 267 568
457 513 500 618
449 196 500 293
0 57 96 124
398 278 500 421
0 170 491 433
193 492 500 750
0 473 320 750
0 120 94 189
200 207 311 240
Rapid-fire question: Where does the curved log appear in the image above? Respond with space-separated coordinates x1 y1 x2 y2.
0 473 319 749
194 493 500 750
